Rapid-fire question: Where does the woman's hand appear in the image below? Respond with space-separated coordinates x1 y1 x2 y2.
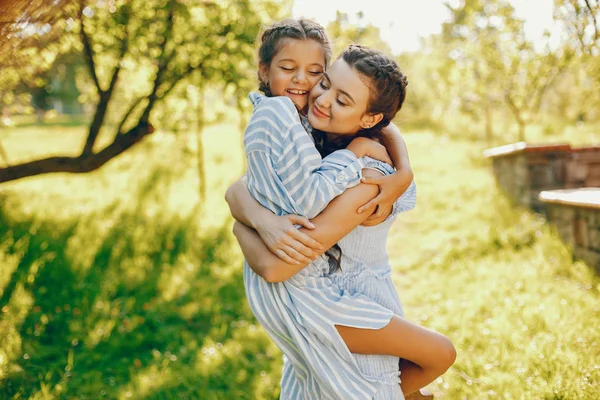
255 213 324 265
346 137 393 166
358 167 414 226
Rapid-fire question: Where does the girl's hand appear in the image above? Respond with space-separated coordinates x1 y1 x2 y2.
358 167 414 225
255 214 324 265
346 137 393 166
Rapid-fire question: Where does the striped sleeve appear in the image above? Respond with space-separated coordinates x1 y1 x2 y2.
245 94 367 219
246 150 298 216
390 180 417 217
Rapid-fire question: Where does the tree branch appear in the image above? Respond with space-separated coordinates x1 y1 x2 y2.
0 123 154 184
158 63 199 99
106 10 130 96
139 7 174 123
584 0 599 42
79 0 102 94
504 92 522 122
106 46 125 95
117 96 145 135
81 5 130 155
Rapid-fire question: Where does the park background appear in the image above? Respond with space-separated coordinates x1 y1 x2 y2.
0 0 599 398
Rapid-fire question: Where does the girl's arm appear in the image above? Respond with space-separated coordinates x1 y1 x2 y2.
233 169 382 282
381 122 412 173
225 177 323 264
247 96 367 219
357 122 415 224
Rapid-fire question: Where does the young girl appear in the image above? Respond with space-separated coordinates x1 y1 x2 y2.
226 19 455 399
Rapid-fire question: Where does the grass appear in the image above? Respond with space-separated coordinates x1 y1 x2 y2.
0 117 599 399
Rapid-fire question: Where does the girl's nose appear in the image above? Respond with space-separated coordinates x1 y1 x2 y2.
293 70 307 84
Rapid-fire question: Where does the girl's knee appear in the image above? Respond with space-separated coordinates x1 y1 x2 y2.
439 336 456 371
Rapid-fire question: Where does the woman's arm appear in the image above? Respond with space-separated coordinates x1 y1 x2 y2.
357 122 415 224
233 169 383 283
225 177 323 264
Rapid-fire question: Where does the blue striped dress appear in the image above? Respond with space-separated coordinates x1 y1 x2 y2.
243 92 417 399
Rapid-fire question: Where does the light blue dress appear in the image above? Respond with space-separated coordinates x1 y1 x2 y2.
243 93 417 399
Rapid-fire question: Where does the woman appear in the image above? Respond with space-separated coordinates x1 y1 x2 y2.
227 44 455 399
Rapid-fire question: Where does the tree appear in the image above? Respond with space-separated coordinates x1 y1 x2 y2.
0 0 78 122
555 0 599 54
326 11 392 56
553 0 600 121
0 0 282 184
501 39 573 141
434 0 571 142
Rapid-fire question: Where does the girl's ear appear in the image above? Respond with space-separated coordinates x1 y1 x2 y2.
259 62 270 85
360 113 383 129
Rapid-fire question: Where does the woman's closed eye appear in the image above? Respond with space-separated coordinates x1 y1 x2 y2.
319 81 346 106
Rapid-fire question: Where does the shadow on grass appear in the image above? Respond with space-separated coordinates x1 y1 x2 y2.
0 168 279 399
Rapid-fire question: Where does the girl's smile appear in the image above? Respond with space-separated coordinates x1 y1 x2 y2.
259 38 325 111
284 88 310 102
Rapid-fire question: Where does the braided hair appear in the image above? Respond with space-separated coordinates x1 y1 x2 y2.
314 45 409 159
257 19 332 96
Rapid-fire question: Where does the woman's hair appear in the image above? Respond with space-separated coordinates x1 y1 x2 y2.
314 44 409 158
257 18 332 96
343 44 408 131
317 44 409 274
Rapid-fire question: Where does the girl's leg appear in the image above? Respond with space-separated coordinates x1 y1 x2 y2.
335 315 456 396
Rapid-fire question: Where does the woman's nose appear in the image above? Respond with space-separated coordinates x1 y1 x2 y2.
317 89 332 108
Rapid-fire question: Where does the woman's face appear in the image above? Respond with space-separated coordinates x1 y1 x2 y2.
259 39 326 111
307 59 381 136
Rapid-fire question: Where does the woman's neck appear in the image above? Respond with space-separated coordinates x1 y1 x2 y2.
325 132 343 142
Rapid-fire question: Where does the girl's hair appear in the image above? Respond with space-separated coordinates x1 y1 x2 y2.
257 18 332 96
316 44 409 274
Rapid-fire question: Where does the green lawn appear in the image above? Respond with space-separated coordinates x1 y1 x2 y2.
1 120 599 399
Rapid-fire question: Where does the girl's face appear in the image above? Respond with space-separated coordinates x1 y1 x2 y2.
259 39 326 111
307 59 382 137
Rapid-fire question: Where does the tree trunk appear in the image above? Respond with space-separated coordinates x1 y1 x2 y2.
504 93 527 143
196 90 206 203
82 91 111 155
484 99 494 146
0 140 8 166
518 121 526 142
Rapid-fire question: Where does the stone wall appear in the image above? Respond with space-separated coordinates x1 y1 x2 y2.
484 142 600 270
540 189 600 271
484 142 600 212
